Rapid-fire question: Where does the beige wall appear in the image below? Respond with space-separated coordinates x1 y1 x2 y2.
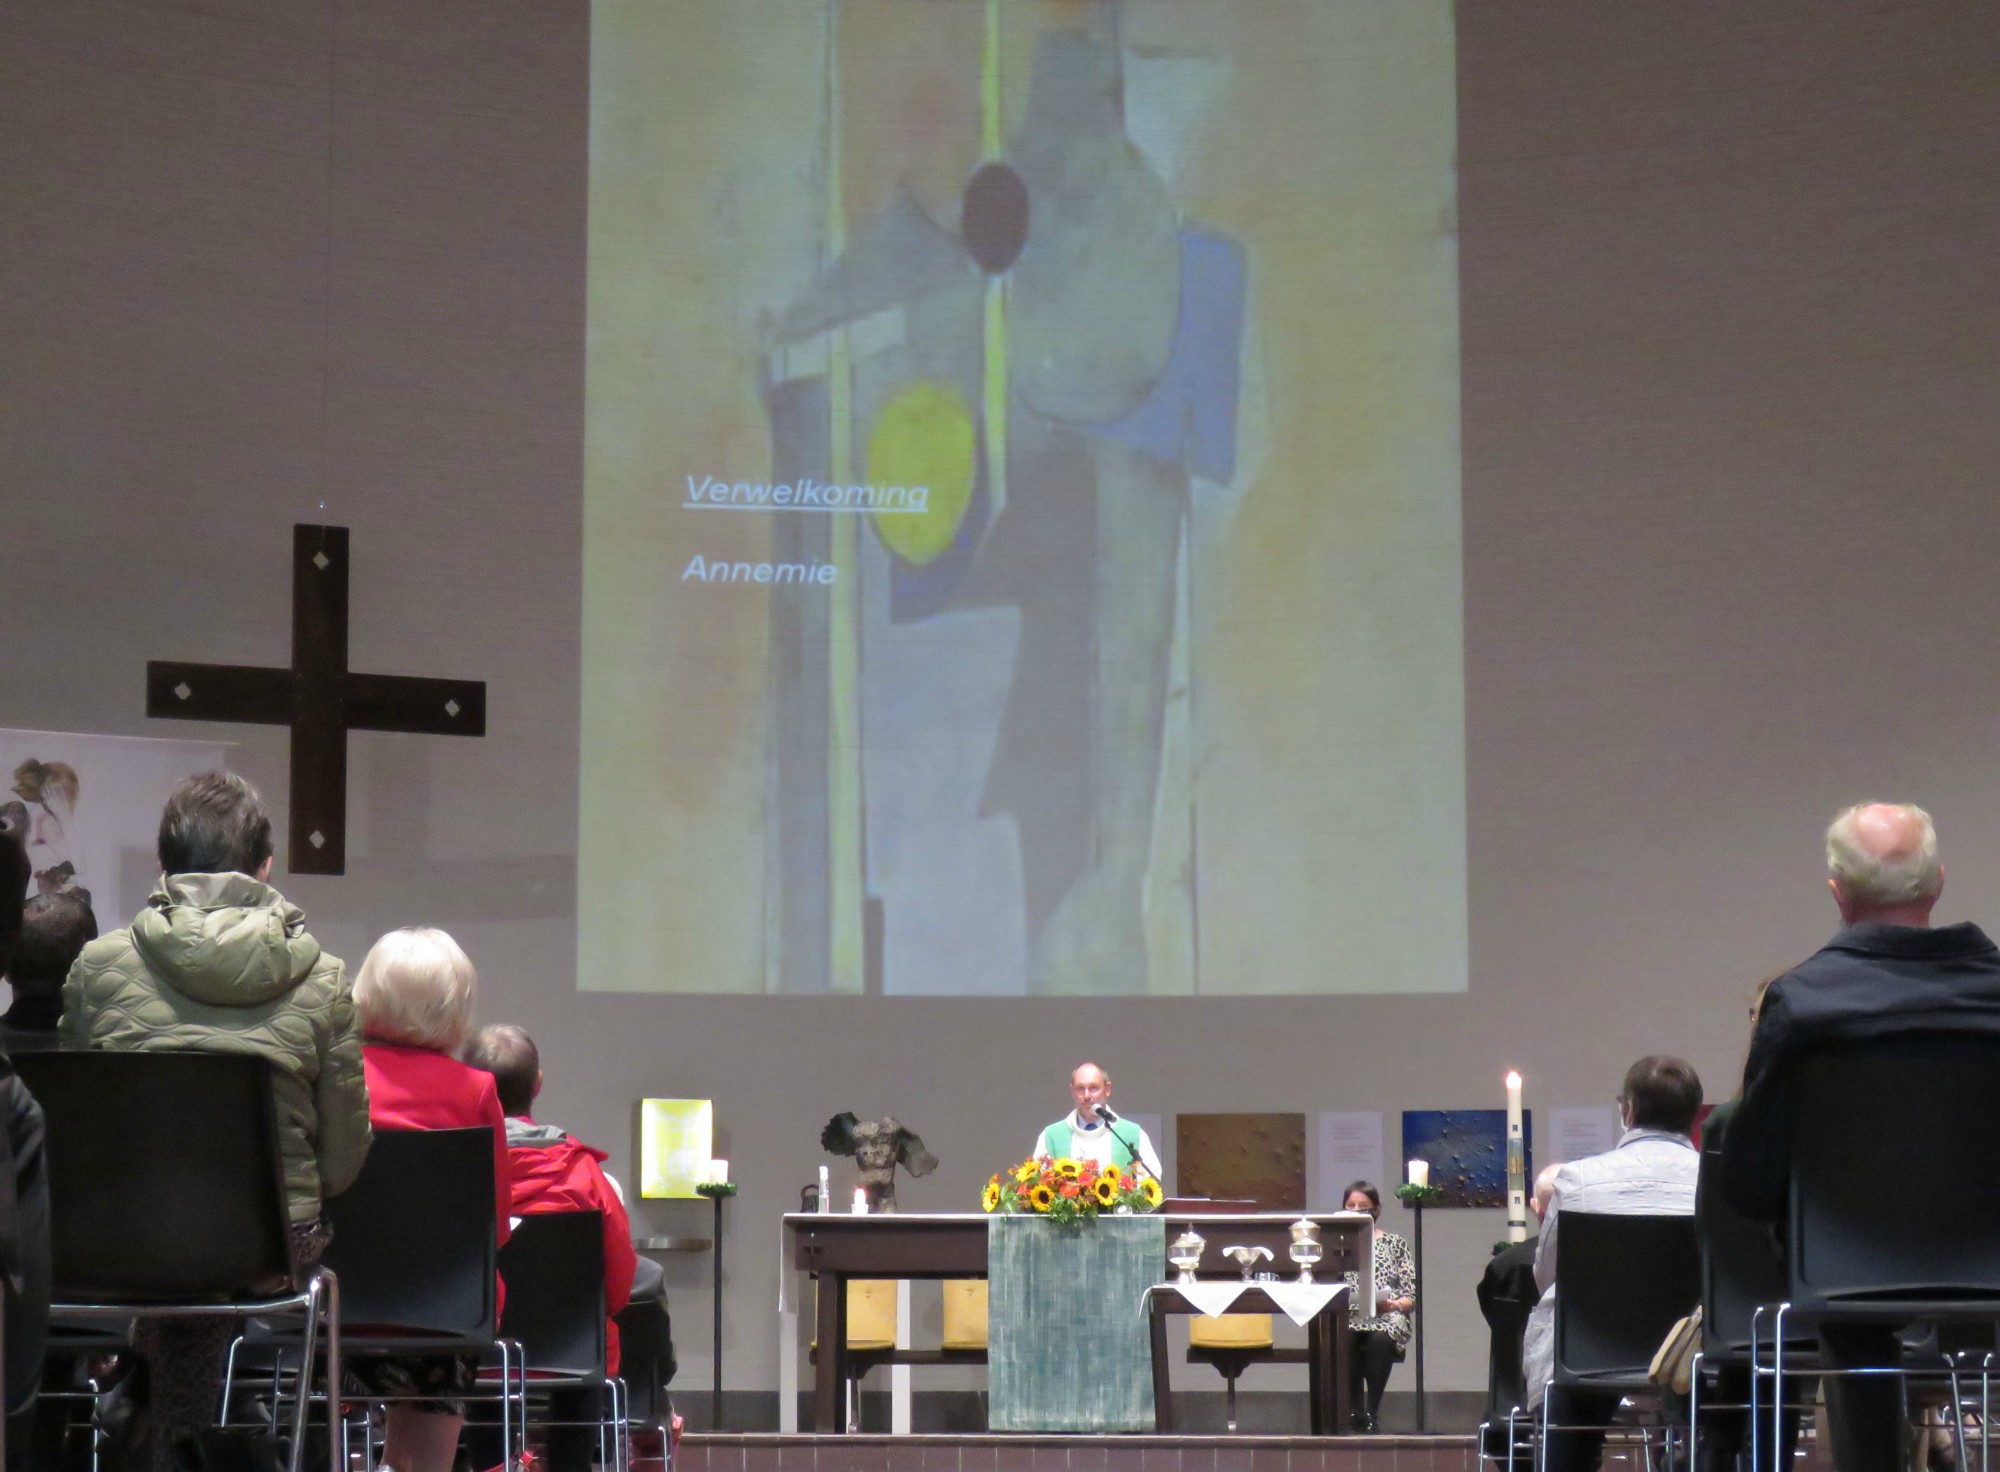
6 0 2000 1398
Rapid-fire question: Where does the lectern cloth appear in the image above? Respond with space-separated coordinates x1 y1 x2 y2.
989 1214 1163 1431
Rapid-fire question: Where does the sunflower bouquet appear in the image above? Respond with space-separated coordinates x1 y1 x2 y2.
981 1156 1164 1225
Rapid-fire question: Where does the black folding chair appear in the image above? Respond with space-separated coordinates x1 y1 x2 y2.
14 1051 339 1472
228 1127 522 1468
1535 1212 1700 1472
489 1211 631 1472
1688 1142 1815 1472
1762 1039 2000 1472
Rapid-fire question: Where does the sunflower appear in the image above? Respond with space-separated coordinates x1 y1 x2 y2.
981 1180 1003 1212
1092 1175 1119 1206
1054 1157 1083 1180
1014 1160 1039 1184
1139 1176 1164 1209
1030 1182 1056 1212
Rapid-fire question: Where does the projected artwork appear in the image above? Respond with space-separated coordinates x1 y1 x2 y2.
581 0 1464 995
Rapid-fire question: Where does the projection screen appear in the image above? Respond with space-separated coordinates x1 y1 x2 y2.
579 0 1464 996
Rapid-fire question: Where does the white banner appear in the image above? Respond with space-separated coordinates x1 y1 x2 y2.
0 728 230 936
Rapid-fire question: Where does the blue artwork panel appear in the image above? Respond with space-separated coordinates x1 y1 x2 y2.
1400 1109 1534 1209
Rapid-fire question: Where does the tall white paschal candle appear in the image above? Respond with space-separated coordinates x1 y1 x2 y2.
1505 1071 1527 1243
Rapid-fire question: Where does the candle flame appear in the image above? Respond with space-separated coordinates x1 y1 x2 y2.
1506 1071 1522 1088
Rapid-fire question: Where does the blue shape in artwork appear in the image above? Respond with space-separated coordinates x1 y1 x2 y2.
885 437 993 622
1400 1109 1534 1210
1089 227 1247 483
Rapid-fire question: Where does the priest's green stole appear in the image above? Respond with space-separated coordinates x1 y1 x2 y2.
988 1214 1163 1431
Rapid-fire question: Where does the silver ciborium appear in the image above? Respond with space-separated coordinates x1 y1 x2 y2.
1288 1218 1324 1284
1169 1229 1207 1285
1222 1244 1273 1282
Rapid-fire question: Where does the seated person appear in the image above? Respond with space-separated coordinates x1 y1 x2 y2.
1478 1162 1561 1452
63 772 370 1472
466 1025 639 1472
352 927 511 1472
1526 1055 1702 1472
1722 803 2000 1472
1341 1181 1415 1432
0 831 52 1457
2 891 95 1052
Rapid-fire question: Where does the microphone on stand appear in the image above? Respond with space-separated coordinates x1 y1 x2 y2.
1094 1104 1143 1175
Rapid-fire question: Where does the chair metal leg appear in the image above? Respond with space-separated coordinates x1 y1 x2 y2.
320 1271 343 1472
1949 1355 1971 1472
1224 1371 1239 1434
286 1272 324 1472
1982 1350 1992 1472
1772 1303 1791 1472
1688 1351 1703 1472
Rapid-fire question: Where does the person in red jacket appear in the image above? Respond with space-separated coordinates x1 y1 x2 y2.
353 926 513 1472
465 1025 636 1362
466 1024 636 1472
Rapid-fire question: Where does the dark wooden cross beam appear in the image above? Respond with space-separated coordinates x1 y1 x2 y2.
146 524 486 875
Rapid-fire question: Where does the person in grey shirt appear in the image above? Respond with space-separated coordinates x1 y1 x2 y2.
1524 1056 1702 1472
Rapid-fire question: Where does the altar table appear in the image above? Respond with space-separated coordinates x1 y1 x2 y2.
783 1211 1374 1433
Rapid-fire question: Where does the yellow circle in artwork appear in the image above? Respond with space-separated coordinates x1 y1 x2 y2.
865 381 976 565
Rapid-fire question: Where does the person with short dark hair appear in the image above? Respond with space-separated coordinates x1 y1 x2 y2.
1617 1054 1704 1135
1523 1056 1702 1472
464 1024 641 1472
63 770 370 1472
2 891 96 1052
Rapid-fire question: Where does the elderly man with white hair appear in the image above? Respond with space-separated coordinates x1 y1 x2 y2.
1723 802 2000 1472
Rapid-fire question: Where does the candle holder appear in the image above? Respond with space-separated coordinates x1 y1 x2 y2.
694 1181 739 1428
1394 1181 1441 1431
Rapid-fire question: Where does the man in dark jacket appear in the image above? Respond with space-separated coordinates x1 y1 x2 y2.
1477 1163 1558 1460
0 830 52 1463
1721 802 2000 1472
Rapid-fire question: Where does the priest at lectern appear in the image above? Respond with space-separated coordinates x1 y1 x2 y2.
1032 1061 1163 1179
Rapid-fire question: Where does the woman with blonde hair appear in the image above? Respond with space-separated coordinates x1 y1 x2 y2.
351 926 512 1472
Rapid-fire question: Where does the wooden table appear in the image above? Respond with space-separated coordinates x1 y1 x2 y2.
784 1211 1373 1433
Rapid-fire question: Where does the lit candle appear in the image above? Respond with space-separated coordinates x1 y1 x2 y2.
851 1186 869 1215
710 1158 730 1186
1406 1158 1429 1189
1505 1070 1528 1243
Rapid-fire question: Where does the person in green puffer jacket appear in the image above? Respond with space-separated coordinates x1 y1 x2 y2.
62 770 372 1472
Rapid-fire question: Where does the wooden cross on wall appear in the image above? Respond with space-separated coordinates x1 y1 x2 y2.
146 524 487 875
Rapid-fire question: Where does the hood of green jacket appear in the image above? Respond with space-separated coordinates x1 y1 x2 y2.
129 872 323 1007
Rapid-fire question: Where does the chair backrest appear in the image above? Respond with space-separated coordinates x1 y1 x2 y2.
1697 1146 1788 1355
15 1051 293 1302
1188 1311 1274 1350
1553 1212 1699 1384
497 1210 606 1378
846 1278 897 1349
941 1279 988 1351
1788 1037 2000 1309
324 1127 497 1340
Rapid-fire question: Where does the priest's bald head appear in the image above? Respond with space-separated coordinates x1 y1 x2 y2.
1070 1061 1111 1118
1826 802 1943 928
